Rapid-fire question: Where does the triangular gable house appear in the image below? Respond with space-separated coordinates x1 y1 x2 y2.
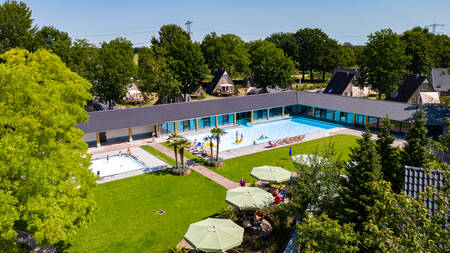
323 69 370 97
388 74 435 104
207 68 235 95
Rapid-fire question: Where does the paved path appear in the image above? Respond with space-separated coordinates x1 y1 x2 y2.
150 143 240 190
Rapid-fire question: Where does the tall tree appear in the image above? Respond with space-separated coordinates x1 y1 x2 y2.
294 28 329 82
152 24 208 100
0 1 36 53
362 180 448 252
34 26 72 64
210 127 227 162
340 42 356 68
402 108 433 167
318 38 343 82
94 37 135 108
266 32 297 66
68 39 99 82
401 27 433 75
248 40 295 92
201 33 251 77
430 33 450 68
0 49 96 249
376 116 403 193
167 133 183 168
138 45 180 101
340 129 382 230
290 142 343 217
357 29 409 99
297 213 360 253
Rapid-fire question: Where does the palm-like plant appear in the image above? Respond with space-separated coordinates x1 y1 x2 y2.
167 133 183 168
203 135 214 159
211 127 227 161
178 138 191 172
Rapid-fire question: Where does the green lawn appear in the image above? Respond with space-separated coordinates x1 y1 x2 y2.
199 135 358 182
141 145 176 165
68 151 227 252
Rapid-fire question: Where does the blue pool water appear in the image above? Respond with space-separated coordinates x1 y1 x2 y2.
90 155 145 177
184 117 340 151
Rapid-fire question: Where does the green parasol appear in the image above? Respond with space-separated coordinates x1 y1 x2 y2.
251 165 291 183
184 218 244 252
226 187 273 210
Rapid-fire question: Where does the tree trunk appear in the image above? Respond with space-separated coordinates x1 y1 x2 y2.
302 70 305 82
322 71 326 82
310 69 314 82
180 148 184 175
184 92 188 102
378 93 382 100
216 137 220 161
210 140 214 160
173 144 178 168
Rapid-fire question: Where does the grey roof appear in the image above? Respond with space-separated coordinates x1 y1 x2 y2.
430 68 450 92
296 91 419 122
403 166 446 215
77 92 298 133
76 91 449 133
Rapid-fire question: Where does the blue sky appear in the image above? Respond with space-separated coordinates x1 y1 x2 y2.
23 0 450 46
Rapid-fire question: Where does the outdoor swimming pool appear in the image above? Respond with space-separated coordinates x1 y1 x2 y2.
89 155 146 177
184 117 340 151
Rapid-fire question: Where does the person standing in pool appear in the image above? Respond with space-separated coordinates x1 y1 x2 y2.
106 154 110 162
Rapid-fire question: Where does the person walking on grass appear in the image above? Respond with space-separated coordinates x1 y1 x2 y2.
240 177 245 186
289 147 292 156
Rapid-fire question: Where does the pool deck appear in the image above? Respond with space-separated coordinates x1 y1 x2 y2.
91 147 170 184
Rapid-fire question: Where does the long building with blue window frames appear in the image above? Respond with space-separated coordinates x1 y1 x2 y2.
77 91 449 147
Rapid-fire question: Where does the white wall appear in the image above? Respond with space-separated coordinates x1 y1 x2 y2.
82 132 97 143
106 128 129 140
133 125 155 135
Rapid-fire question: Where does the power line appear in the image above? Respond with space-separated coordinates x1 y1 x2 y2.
185 20 193 35
73 30 159 38
425 23 445 34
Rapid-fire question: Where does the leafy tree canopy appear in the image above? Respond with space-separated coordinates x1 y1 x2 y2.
94 37 135 108
152 24 208 99
201 32 251 77
362 181 448 252
34 26 72 63
248 40 295 91
290 141 343 217
137 45 180 100
0 0 36 53
401 27 433 75
67 39 99 82
357 29 410 98
0 49 96 248
297 213 359 253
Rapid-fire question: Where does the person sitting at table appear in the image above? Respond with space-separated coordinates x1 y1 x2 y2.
274 194 282 204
